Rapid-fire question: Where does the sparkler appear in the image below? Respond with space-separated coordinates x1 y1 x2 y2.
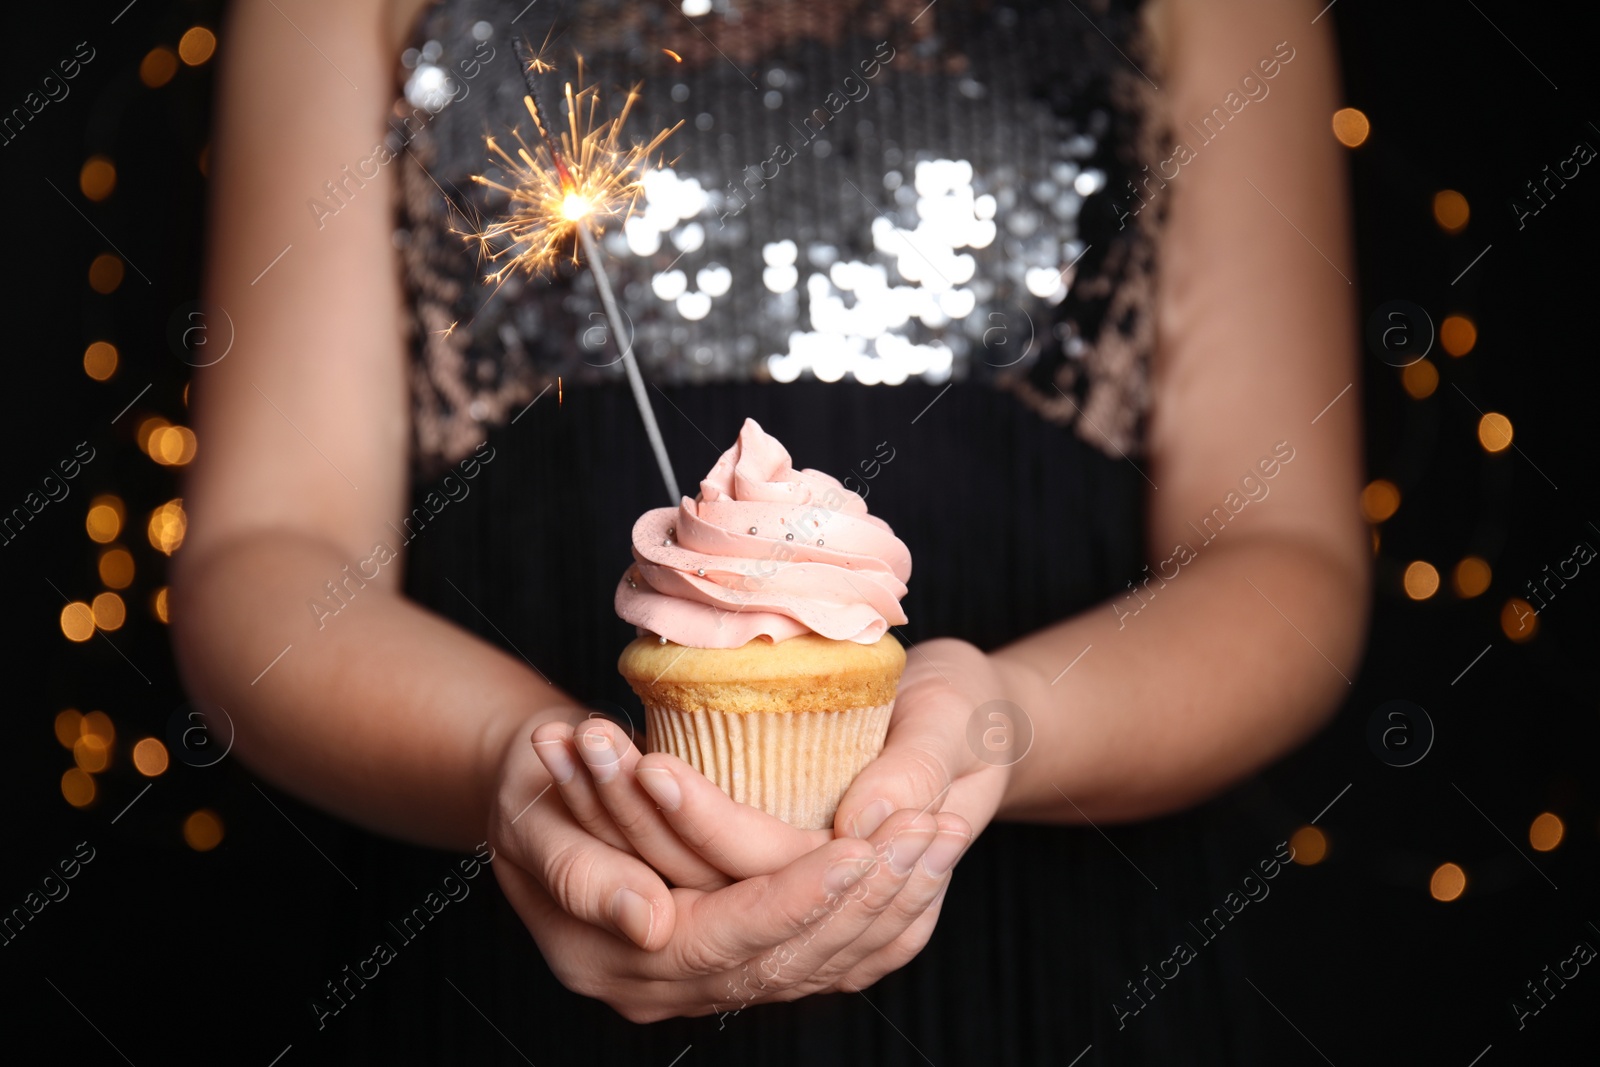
471 38 684 502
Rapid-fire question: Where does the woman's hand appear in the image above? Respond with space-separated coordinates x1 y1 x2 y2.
490 714 964 1021
833 637 1015 871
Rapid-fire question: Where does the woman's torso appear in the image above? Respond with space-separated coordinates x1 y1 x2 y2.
314 1 1280 1062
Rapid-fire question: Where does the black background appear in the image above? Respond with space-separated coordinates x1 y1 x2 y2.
2 1 1597 1063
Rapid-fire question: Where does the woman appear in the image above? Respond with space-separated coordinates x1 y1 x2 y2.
173 0 1366 1060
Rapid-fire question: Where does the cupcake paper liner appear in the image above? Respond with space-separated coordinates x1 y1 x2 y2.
644 701 894 830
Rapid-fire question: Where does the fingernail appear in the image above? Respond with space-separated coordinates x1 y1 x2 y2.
920 831 970 877
611 887 654 948
887 827 935 876
577 728 619 783
825 856 867 896
637 767 682 812
531 739 576 785
851 798 894 839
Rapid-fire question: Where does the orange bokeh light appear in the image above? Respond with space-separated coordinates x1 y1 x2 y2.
1290 826 1327 865
1331 107 1370 148
1403 561 1440 600
1430 862 1466 901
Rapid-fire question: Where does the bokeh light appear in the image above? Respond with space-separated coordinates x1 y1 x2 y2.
179 27 216 66
148 499 188 555
1430 862 1466 901
83 341 118 380
1529 812 1564 852
152 586 170 623
1290 826 1327 865
184 810 225 852
54 709 83 748
136 416 168 451
1432 190 1470 233
133 738 170 777
73 734 111 773
1478 413 1513 453
1403 561 1440 600
1501 597 1538 642
87 495 124 543
79 156 116 201
60 602 95 642
82 711 114 743
1452 557 1491 598
1440 315 1476 357
98 546 135 589
1331 107 1369 148
61 768 96 808
88 253 124 294
140 46 178 88
91 591 126 631
1360 479 1400 523
1401 359 1438 399
146 424 198 466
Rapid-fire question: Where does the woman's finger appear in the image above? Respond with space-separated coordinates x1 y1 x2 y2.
629 825 910 982
571 718 734 890
836 878 953 993
635 751 831 878
502 733 676 951
526 803 677 950
828 811 971 989
763 808 943 991
530 720 636 854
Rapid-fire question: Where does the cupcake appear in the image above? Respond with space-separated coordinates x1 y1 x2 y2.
616 418 912 830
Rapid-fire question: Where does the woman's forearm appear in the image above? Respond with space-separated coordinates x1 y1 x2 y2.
992 533 1368 824
171 530 582 850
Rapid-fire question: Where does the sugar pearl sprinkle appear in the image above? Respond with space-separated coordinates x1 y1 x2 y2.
697 568 706 576
786 533 794 541
749 526 758 534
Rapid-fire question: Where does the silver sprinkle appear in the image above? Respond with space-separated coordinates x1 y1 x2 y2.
663 538 673 546
697 568 706 576
659 635 667 644
817 539 824 547
785 533 794 541
748 526 757 534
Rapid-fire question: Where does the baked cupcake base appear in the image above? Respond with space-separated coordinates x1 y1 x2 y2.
619 633 905 830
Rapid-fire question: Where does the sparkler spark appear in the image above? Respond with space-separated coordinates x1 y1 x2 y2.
469 46 681 283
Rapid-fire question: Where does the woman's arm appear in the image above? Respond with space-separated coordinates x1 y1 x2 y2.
834 0 1369 830
177 5 959 1011
171 0 577 850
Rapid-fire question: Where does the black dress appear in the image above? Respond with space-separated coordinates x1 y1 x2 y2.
318 1 1282 1062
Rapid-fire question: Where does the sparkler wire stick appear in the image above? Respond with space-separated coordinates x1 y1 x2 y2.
576 222 681 502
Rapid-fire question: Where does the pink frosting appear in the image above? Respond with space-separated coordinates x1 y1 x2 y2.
615 418 912 648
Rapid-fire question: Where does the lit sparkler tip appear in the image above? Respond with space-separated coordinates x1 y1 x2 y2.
468 55 679 281
662 48 683 63
561 193 592 221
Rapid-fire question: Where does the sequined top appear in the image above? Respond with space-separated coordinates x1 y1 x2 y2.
394 0 1162 475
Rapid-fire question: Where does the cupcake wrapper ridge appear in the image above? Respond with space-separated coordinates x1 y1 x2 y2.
644 702 894 831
